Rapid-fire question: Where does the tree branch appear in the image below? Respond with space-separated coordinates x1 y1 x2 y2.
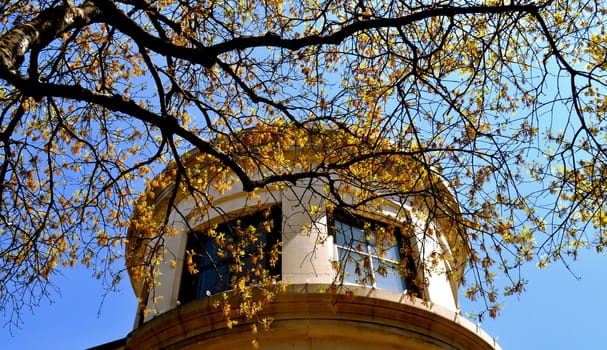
205 4 539 56
0 1 102 74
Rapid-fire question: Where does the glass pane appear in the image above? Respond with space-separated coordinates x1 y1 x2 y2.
199 263 229 296
373 258 405 292
201 238 231 265
339 249 372 286
383 244 400 261
335 219 366 248
367 230 398 258
180 205 281 303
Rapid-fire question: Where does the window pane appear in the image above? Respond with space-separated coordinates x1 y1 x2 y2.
199 263 229 296
179 205 282 303
333 212 410 293
339 249 371 286
373 258 405 292
335 219 366 248
367 231 398 258
382 244 400 261
201 239 230 265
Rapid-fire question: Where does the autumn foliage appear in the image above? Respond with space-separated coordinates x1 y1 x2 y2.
1 0 607 327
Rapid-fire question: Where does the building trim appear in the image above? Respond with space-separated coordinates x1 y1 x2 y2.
126 284 500 350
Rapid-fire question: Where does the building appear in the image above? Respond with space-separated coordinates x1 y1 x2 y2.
101 127 501 349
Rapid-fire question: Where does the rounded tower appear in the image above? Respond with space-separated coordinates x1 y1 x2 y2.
124 127 500 349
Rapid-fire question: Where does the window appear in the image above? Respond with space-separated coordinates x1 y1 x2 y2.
332 210 416 294
179 205 281 303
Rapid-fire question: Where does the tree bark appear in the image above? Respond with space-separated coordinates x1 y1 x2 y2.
0 1 101 74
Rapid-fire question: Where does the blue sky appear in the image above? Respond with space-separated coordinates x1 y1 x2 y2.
2 248 606 349
462 249 607 349
2 267 137 350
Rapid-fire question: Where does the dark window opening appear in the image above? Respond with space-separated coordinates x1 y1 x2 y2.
179 205 282 303
330 209 419 296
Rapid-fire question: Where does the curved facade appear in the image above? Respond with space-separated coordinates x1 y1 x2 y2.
122 130 500 350
127 285 499 350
